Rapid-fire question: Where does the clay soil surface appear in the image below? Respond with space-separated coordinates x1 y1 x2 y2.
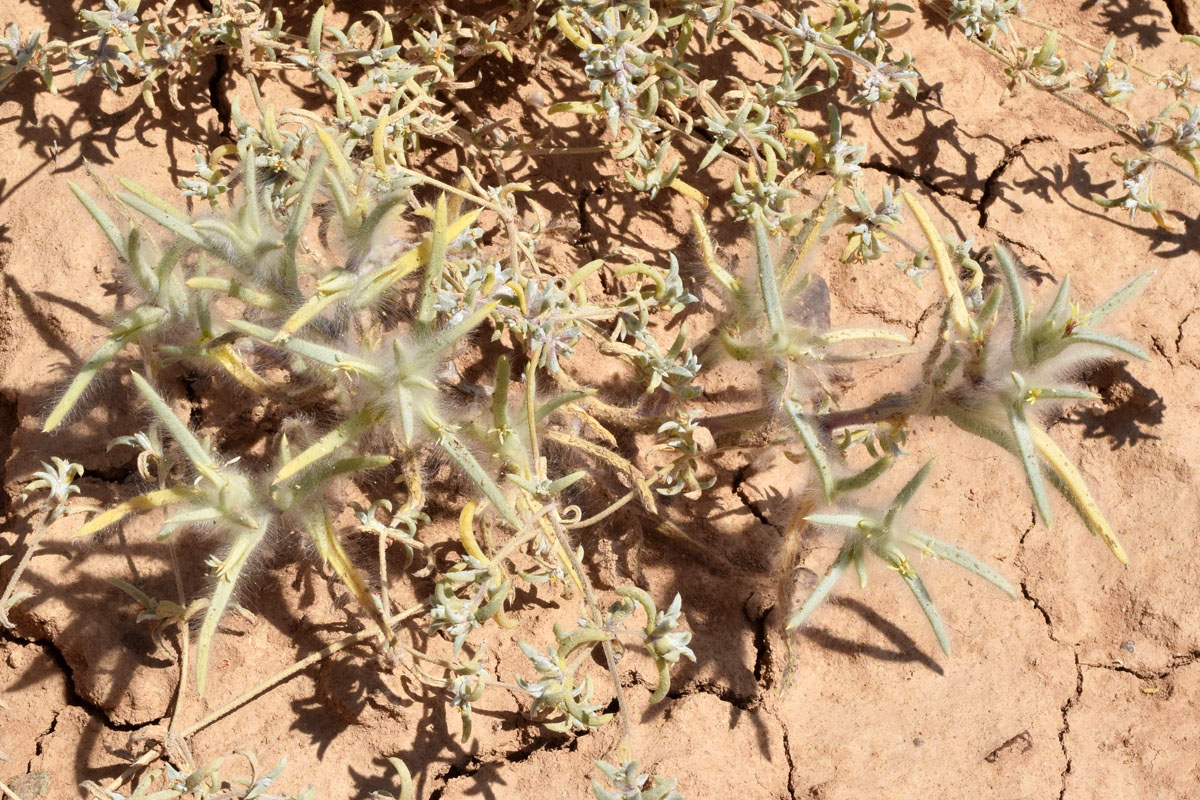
3 1 1200 798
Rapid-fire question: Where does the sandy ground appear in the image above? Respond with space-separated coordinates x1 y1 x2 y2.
2 1 1200 798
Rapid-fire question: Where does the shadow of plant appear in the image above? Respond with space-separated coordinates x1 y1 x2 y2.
1081 0 1171 47
1007 151 1200 258
1063 361 1166 448
801 597 945 675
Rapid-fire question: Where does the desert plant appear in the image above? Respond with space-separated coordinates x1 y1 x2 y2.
0 458 85 627
79 741 315 800
0 0 1188 796
592 760 683 800
22 122 706 792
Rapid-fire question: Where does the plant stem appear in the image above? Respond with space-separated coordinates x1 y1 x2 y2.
921 0 1200 191
166 541 190 735
0 511 53 628
547 512 634 745
102 604 427 797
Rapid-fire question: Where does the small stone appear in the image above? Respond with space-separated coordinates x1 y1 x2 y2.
1121 641 1135 653
3 772 51 800
913 737 924 747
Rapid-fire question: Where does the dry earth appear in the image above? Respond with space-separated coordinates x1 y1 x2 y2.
2 1 1200 798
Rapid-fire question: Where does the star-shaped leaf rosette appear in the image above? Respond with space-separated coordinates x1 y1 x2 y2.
790 460 1017 654
910 193 1152 564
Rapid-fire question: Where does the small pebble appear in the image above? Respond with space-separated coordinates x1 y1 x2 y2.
1121 641 1135 653
3 773 51 800
913 737 924 747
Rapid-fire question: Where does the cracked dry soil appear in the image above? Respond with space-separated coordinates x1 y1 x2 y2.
3 0 1200 797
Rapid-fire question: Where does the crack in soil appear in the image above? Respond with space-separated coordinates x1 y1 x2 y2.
427 756 481 800
994 232 1054 270
1069 140 1126 156
862 160 968 203
1081 648 1200 681
1175 309 1193 357
1078 660 1160 681
0 627 157 734
1154 309 1198 370
668 674 760 712
28 709 59 772
1166 0 1197 35
667 593 777 711
978 135 1054 229
1057 652 1083 800
1018 506 1037 546
1016 507 1082 798
4 618 607 798
746 594 772 686
778 712 797 800
732 463 780 534
1170 649 1200 668
427 729 584 799
1020 577 1056 638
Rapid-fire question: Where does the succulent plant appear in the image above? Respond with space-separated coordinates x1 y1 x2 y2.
2 0 1189 795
